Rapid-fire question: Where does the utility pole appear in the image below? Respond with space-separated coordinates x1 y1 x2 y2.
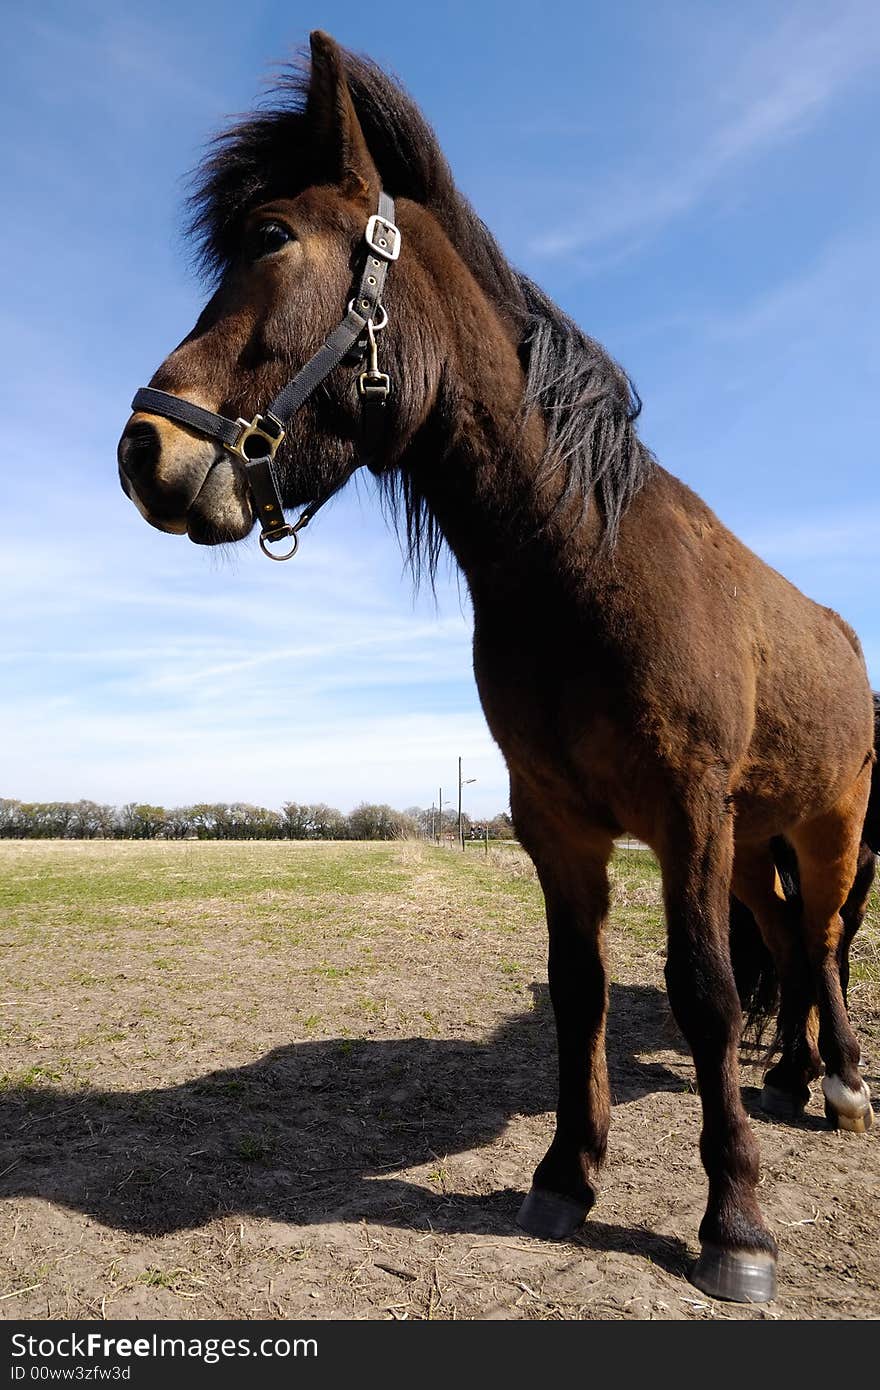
430 802 436 843
458 756 477 852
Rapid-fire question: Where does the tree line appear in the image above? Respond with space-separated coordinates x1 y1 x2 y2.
0 798 515 842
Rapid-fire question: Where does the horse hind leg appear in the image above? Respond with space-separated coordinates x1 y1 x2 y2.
659 794 777 1303
731 843 820 1121
788 768 874 1133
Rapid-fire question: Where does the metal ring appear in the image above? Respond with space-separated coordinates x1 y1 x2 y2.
346 301 388 331
259 526 299 561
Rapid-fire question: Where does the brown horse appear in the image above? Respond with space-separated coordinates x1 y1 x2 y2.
117 32 875 1303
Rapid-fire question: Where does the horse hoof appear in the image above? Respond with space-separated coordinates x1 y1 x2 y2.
822 1076 873 1133
516 1187 589 1240
690 1243 777 1304
824 1099 873 1133
760 1084 807 1121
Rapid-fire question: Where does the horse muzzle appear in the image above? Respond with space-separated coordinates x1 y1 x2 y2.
117 415 253 544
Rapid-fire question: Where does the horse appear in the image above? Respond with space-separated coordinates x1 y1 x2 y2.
731 692 879 1110
117 32 875 1303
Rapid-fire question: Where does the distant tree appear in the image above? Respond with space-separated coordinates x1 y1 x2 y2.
0 799 24 838
347 802 419 840
281 802 311 839
0 794 475 841
282 801 347 839
187 804 219 838
26 802 77 838
234 803 282 839
487 811 515 839
308 803 348 840
403 806 433 838
93 803 120 838
434 808 457 841
162 806 195 840
67 800 117 839
120 803 168 839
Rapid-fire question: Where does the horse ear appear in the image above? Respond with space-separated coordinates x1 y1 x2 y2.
306 31 379 203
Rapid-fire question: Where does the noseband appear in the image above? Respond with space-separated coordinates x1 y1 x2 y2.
131 191 400 560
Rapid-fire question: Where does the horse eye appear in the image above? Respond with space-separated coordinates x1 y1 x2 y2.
249 221 293 259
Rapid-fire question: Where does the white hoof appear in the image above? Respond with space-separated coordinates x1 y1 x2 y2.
822 1074 873 1132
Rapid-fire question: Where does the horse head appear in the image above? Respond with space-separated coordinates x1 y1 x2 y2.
117 32 453 552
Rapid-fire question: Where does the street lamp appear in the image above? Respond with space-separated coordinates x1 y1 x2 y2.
437 788 454 844
458 756 477 852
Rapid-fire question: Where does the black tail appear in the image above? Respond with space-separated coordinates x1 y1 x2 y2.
729 896 779 1041
731 692 880 1039
729 838 798 1043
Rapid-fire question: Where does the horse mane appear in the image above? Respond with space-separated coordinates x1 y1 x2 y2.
187 45 655 577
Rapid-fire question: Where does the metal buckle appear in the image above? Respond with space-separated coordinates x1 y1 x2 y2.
347 301 388 331
358 370 391 400
357 317 391 400
259 524 299 561
230 413 285 463
365 214 400 261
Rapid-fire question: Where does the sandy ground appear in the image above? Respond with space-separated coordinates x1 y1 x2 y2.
0 838 878 1321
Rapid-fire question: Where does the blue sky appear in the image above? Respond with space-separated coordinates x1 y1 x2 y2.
1 0 878 816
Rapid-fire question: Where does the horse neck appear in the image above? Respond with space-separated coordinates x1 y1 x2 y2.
397 287 604 590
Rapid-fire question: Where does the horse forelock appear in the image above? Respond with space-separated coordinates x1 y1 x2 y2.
186 46 519 305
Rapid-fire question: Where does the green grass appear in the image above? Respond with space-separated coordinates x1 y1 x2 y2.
0 840 406 916
0 838 874 999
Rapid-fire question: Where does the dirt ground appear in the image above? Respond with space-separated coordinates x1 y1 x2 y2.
1 838 878 1321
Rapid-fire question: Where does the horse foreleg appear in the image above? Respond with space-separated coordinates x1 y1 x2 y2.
514 819 614 1240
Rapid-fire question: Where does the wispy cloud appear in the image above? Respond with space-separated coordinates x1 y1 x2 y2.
0 465 508 813
1 696 509 815
529 3 880 261
706 229 878 345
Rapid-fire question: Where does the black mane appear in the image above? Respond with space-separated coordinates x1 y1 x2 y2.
188 46 654 572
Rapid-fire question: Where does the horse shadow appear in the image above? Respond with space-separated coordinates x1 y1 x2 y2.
0 981 694 1274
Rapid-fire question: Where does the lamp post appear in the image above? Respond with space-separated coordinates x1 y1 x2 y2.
438 788 454 844
458 756 477 852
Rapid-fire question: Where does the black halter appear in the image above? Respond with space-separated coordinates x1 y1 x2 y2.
131 191 400 560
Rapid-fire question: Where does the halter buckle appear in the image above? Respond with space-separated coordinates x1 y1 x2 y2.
357 317 391 400
358 370 391 400
365 214 400 261
259 523 299 561
231 412 285 463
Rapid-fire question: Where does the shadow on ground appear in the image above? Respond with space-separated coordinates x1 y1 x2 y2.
0 981 693 1273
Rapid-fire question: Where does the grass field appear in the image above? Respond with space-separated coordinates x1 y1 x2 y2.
0 838 878 1320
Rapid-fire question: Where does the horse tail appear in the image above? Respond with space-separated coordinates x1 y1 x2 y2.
730 885 781 1044
863 692 880 854
730 836 800 1042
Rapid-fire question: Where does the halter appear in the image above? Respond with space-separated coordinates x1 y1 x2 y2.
131 191 400 560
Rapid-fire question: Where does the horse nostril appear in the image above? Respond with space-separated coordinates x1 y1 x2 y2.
118 420 160 484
